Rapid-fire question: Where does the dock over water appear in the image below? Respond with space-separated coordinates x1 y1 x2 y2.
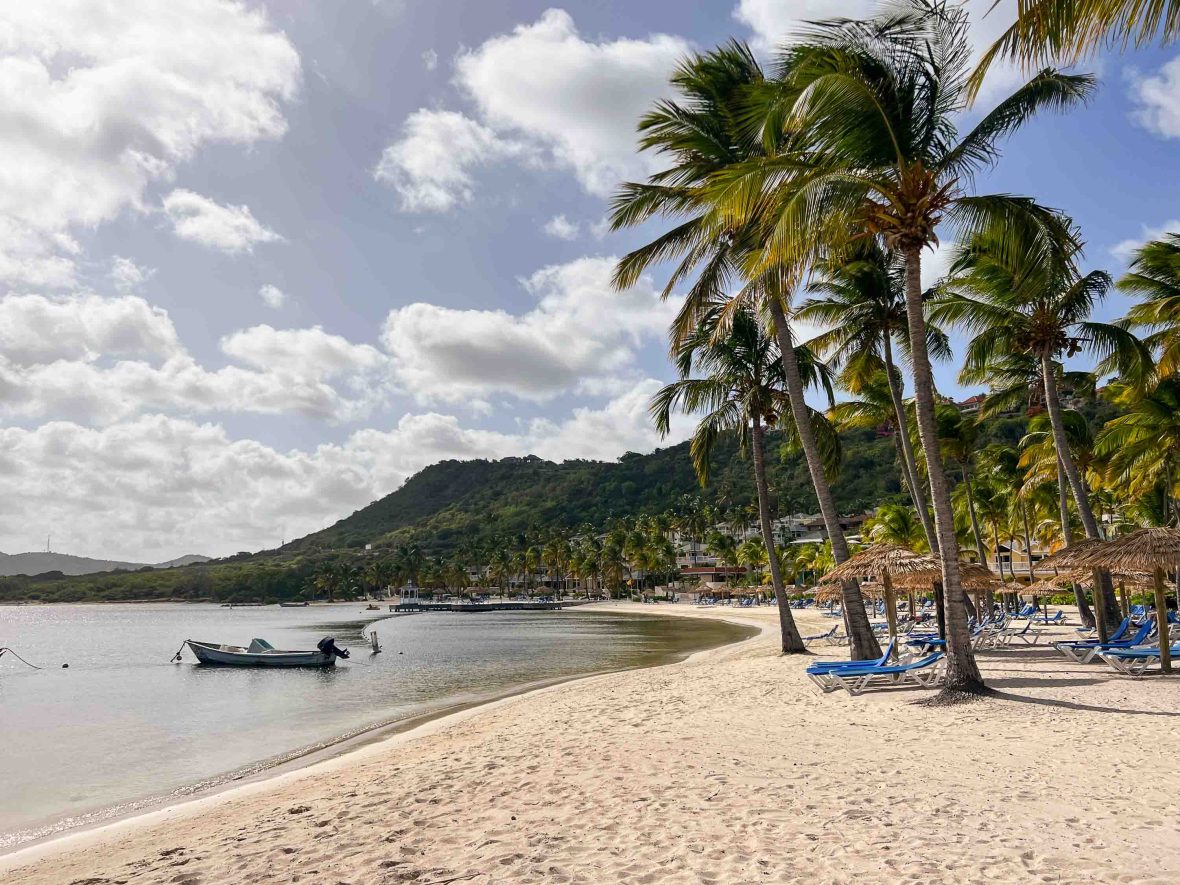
391 600 589 613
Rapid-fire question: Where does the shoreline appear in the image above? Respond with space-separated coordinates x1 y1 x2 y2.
10 603 1179 883
0 602 762 873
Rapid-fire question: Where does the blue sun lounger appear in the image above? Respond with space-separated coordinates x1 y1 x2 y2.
1055 618 1150 664
993 618 1045 647
812 652 946 695
802 625 840 647
1097 643 1180 676
805 640 897 689
1034 610 1066 625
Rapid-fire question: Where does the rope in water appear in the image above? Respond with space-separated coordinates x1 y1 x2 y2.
0 647 44 669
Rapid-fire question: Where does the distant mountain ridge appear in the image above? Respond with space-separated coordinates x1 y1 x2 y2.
0 550 211 577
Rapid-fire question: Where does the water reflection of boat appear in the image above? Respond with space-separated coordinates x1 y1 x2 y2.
183 637 349 667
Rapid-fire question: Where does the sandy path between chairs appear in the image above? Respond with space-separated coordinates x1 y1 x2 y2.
4 602 1179 884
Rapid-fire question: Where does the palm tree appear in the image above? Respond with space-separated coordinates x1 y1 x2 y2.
971 0 1180 94
708 2 1093 694
704 530 740 588
737 535 769 580
653 307 834 652
937 405 988 571
1120 233 1180 377
1097 378 1180 524
312 563 337 602
982 445 1041 583
935 224 1148 633
610 40 881 659
969 478 1012 582
799 240 946 550
599 538 627 595
490 548 512 599
864 503 928 551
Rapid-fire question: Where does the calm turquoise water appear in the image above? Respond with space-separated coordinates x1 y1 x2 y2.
0 603 747 849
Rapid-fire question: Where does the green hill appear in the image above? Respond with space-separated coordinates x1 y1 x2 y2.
1 418 1027 604
283 426 913 554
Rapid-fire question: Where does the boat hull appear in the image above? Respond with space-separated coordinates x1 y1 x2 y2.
186 640 335 668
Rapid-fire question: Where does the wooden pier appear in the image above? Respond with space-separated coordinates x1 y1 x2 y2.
390 600 574 613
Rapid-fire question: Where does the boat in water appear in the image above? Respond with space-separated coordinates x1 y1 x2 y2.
182 637 350 668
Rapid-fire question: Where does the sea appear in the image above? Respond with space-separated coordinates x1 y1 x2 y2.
0 602 749 851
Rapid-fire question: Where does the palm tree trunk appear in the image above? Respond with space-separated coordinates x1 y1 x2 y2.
1040 354 1120 633
963 472 987 567
1153 566 1172 674
751 418 806 653
1055 453 1095 627
882 336 937 551
767 296 880 659
1019 502 1037 586
991 525 1006 582
882 570 899 655
902 246 985 695
1043 356 1098 537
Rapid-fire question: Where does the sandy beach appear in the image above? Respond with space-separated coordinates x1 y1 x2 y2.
5 602 1180 884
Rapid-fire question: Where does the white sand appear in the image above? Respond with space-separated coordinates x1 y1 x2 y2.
5 602 1180 884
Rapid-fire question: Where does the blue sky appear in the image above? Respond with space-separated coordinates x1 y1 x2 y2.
1 0 1177 560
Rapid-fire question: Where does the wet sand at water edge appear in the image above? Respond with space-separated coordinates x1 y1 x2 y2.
4 601 1180 884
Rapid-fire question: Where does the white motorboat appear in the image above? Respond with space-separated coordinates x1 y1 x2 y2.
183 637 349 667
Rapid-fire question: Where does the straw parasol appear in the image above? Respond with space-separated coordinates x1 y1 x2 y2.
1022 578 1069 597
1035 537 1110 571
1039 528 1180 673
819 545 929 642
813 581 886 605
887 557 998 591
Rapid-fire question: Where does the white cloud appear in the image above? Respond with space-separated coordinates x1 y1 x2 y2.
0 356 364 424
373 109 527 212
543 214 579 240
0 219 80 289
380 10 688 212
0 1 299 284
1130 56 1180 139
162 189 283 254
380 256 675 403
220 325 385 379
0 294 387 424
1111 219 1180 261
733 0 873 53
0 377 691 561
921 240 956 290
526 378 692 461
0 293 180 366
422 49 438 71
109 256 154 293
259 284 286 309
454 9 689 198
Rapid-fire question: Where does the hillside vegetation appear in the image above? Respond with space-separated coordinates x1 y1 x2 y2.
1 425 935 603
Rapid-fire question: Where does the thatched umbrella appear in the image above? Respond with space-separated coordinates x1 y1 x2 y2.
1037 568 1154 619
821 547 999 642
889 557 1000 637
1036 537 1110 570
1022 577 1069 596
820 545 927 644
1038 538 1128 638
1040 528 1180 673
888 557 998 590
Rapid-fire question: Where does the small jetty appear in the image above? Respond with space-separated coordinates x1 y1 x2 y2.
392 600 566 613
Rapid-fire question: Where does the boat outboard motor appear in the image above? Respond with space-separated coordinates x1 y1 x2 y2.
317 637 350 660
